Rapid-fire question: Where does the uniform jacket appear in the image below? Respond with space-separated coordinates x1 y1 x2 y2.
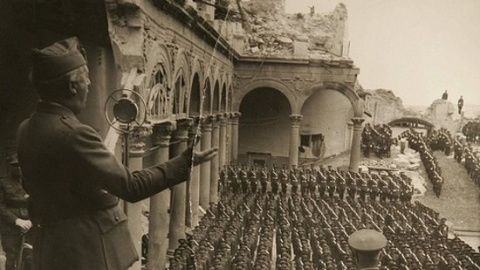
0 176 29 233
17 101 192 270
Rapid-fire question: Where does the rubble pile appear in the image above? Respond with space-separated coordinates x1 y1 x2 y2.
237 0 348 57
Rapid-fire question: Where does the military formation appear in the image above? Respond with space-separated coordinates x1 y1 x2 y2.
218 164 414 204
453 136 480 188
167 180 480 270
462 122 480 144
361 123 393 158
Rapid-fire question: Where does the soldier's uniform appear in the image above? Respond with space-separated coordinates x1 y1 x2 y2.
270 167 279 195
348 229 388 270
0 155 31 270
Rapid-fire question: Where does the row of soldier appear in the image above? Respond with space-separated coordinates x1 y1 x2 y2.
401 129 444 198
425 128 453 156
454 139 480 187
167 187 480 270
361 123 393 158
220 164 415 203
462 122 480 144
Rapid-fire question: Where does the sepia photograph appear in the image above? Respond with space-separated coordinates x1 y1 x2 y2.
0 0 479 269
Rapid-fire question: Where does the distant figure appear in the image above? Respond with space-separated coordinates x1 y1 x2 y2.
458 96 464 114
442 90 448 100
309 5 315 16
348 229 387 270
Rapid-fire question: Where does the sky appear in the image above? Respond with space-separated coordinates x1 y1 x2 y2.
284 0 480 106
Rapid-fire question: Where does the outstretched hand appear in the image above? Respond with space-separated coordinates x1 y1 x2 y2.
192 147 218 166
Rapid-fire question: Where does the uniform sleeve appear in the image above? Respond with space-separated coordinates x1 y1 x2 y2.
0 181 18 226
67 124 193 203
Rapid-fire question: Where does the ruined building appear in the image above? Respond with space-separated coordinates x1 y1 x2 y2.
0 0 365 268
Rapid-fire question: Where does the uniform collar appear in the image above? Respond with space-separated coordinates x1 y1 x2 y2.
36 101 77 119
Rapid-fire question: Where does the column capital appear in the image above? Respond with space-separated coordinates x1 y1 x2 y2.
173 118 193 141
231 112 242 119
152 121 176 147
351 117 365 126
200 115 213 132
130 124 153 152
289 114 303 125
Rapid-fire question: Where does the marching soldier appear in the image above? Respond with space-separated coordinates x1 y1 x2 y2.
336 171 347 201
308 168 318 197
327 172 337 199
357 175 368 202
368 176 379 202
229 165 239 193
240 165 249 193
290 167 299 195
260 167 268 194
270 166 279 195
249 167 258 193
346 172 357 201
300 169 309 195
280 167 289 195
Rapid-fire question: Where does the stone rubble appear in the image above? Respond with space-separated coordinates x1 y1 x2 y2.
227 0 350 58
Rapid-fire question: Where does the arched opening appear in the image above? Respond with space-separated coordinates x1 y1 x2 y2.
202 78 211 114
189 73 201 117
147 64 170 119
220 84 227 112
173 71 186 116
212 81 220 113
300 89 354 159
239 88 292 164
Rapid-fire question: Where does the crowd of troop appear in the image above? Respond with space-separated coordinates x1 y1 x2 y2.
399 129 445 198
454 136 480 188
462 122 480 144
218 164 415 203
361 124 393 158
167 185 480 270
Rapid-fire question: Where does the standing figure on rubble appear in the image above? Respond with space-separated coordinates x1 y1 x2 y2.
458 96 464 114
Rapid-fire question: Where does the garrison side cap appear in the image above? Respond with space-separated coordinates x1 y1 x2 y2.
32 37 87 82
348 229 387 251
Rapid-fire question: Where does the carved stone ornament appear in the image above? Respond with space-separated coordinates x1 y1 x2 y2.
281 76 315 92
130 123 154 151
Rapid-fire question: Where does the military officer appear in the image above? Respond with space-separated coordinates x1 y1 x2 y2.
348 229 388 270
18 37 218 270
270 166 279 195
0 154 32 270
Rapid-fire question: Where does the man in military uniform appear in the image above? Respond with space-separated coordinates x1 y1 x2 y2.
259 167 268 194
0 154 32 270
17 37 218 270
270 166 279 195
348 229 388 270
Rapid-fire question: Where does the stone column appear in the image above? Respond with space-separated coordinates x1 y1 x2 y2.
168 119 192 252
231 112 241 164
188 117 201 228
199 116 213 210
219 114 228 168
225 113 233 164
349 117 365 173
289 114 303 167
148 121 175 270
210 115 220 203
125 126 152 270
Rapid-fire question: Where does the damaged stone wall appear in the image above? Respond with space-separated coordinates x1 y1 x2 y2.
219 0 349 58
364 89 406 125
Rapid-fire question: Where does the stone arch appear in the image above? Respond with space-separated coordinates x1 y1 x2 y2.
144 43 173 88
303 81 363 118
212 80 220 113
233 79 297 113
172 50 192 117
220 83 227 112
142 43 173 118
389 117 434 129
189 73 202 117
202 77 212 114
